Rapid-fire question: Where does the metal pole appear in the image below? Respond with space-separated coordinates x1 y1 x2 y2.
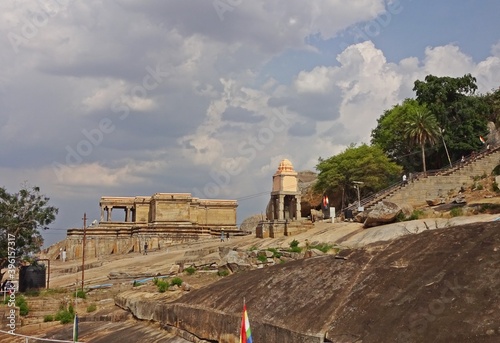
81 213 86 292
357 186 361 209
441 128 452 168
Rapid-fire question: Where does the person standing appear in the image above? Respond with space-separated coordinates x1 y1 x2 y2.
402 174 407 185
144 242 148 255
220 229 225 242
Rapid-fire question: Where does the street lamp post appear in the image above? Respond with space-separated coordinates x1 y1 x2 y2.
353 181 364 211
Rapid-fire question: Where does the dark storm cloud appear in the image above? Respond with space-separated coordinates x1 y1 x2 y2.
268 88 342 121
222 106 265 123
114 1 304 54
288 121 316 137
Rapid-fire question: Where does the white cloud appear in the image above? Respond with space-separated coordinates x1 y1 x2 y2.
423 45 475 77
0 1 498 244
294 66 334 94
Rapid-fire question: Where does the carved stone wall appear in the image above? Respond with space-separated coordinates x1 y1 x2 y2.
46 192 238 260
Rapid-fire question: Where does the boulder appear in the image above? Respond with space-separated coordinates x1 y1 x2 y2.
426 198 445 206
218 250 253 273
354 211 368 223
310 209 324 222
181 282 191 291
399 203 414 217
239 214 262 233
453 195 466 204
363 201 402 228
168 264 180 275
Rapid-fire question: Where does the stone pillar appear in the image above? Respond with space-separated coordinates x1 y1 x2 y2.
274 197 279 221
296 195 302 219
100 206 104 222
125 207 131 222
107 206 113 221
278 195 284 220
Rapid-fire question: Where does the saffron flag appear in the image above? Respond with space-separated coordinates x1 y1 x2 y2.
73 313 79 342
323 195 329 208
240 303 253 343
480 136 486 144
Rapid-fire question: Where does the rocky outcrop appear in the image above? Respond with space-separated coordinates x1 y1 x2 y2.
426 198 445 206
363 201 402 228
298 170 321 217
239 214 262 233
116 222 500 342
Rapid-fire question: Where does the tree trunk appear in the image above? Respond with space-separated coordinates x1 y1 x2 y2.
421 143 427 174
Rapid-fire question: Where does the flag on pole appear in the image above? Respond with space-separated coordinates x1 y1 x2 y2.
480 136 486 144
240 302 253 343
323 195 329 209
73 313 79 342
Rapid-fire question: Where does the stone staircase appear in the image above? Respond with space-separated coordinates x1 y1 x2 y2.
353 145 500 211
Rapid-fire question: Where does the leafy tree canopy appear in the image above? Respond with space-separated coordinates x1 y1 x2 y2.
403 109 440 173
314 144 402 208
371 99 427 172
413 73 489 161
0 184 58 273
483 87 500 126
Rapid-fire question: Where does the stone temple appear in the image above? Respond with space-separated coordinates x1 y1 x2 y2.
257 159 311 238
45 193 238 260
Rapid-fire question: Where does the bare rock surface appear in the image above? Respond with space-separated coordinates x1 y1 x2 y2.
15 213 500 343
118 221 500 343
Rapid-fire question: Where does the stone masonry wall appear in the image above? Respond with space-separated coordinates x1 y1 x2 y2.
388 149 500 206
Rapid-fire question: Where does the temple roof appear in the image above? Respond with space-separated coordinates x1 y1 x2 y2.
275 158 295 174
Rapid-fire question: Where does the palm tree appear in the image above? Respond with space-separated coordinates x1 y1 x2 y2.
404 110 440 174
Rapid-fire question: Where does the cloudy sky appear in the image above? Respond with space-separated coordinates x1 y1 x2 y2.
1 0 499 247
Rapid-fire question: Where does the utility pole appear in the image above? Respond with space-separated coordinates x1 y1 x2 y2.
81 213 87 292
440 127 453 168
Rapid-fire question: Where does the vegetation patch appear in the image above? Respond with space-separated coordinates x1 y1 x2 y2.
74 290 86 299
156 280 169 293
40 288 67 296
267 248 282 258
184 266 196 275
407 209 424 221
55 304 75 324
217 269 230 277
492 181 499 193
310 243 334 253
16 295 29 316
43 314 54 322
288 239 302 253
449 207 463 217
170 277 183 287
257 254 268 263
87 303 97 313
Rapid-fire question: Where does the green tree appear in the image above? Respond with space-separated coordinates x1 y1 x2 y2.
0 185 58 277
371 99 426 172
403 110 440 174
314 144 402 208
413 74 489 161
483 87 500 126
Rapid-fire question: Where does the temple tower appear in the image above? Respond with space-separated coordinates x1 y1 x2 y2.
267 159 301 221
